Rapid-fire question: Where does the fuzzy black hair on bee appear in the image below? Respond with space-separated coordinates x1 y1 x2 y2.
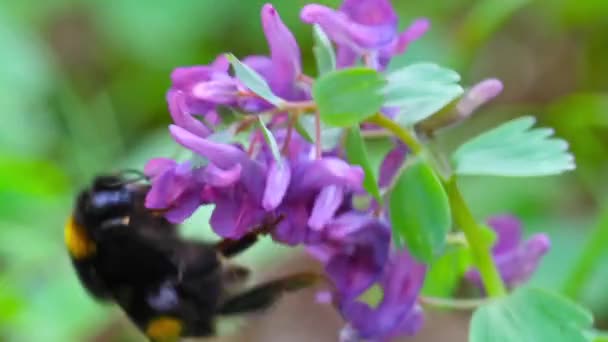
65 171 319 341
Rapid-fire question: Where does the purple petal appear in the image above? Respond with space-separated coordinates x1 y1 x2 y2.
244 55 274 80
326 249 382 301
336 46 359 68
210 190 265 239
145 166 191 209
379 143 407 188
339 0 398 27
169 125 247 168
261 4 301 91
393 18 430 55
301 5 396 51
457 78 503 117
341 249 426 340
191 74 240 104
289 158 364 198
308 185 344 230
495 233 550 286
262 160 291 211
164 191 201 223
144 158 177 179
272 203 311 245
487 215 522 255
202 163 242 187
323 216 391 301
167 90 212 137
379 250 426 308
326 212 372 239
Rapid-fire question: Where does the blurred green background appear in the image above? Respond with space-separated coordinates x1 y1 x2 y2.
0 0 607 341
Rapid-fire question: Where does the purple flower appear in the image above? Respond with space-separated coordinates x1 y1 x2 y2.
309 213 391 300
378 142 408 188
301 0 429 69
143 158 206 223
170 55 234 116
261 4 302 97
272 157 364 245
338 248 426 341
466 215 551 288
167 90 213 138
456 78 503 119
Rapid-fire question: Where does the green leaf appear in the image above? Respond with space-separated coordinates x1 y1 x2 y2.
226 53 284 106
313 68 385 127
312 24 336 75
257 116 282 164
383 63 464 125
470 287 593 342
452 116 576 177
422 245 472 297
293 114 315 143
345 126 382 203
389 159 451 263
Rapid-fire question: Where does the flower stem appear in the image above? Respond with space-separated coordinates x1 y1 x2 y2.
419 295 488 310
367 112 507 298
367 113 423 154
314 110 322 159
445 178 506 297
563 206 608 299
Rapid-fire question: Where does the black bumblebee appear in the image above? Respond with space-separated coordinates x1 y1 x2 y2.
65 172 318 341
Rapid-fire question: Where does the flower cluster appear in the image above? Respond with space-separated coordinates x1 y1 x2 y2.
144 0 552 340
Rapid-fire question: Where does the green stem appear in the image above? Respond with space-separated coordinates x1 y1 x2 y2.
419 295 489 310
367 113 424 154
563 206 608 299
368 112 507 298
445 178 507 297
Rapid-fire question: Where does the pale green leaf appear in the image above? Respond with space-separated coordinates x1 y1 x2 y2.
453 116 576 176
470 287 593 342
313 24 336 75
383 63 464 125
389 159 451 262
226 53 284 106
313 68 385 127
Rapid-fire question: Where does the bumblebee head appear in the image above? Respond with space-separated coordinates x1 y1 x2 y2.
72 172 148 239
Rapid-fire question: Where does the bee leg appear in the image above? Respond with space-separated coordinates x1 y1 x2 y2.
217 272 321 315
214 215 285 258
222 264 251 290
214 231 261 258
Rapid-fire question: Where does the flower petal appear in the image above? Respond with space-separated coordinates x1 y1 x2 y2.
164 191 201 223
203 163 242 187
210 190 265 239
379 143 407 188
263 160 291 211
488 215 522 255
144 158 177 179
170 125 246 168
301 5 395 51
308 185 344 230
393 18 430 55
289 157 364 198
167 90 212 137
339 0 398 27
457 78 503 117
262 4 301 91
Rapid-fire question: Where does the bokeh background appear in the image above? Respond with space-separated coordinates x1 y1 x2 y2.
1 0 607 341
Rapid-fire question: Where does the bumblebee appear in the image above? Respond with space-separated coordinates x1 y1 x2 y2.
65 172 318 341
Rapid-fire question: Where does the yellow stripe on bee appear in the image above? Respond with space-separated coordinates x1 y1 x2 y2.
64 216 96 259
146 317 183 342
